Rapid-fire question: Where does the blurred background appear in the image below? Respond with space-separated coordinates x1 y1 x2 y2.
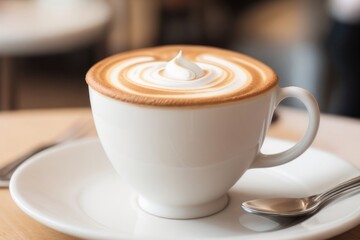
1 0 359 118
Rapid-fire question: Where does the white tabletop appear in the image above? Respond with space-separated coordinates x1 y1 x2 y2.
0 0 111 55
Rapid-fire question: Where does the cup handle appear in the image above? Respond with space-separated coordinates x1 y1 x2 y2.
251 86 320 168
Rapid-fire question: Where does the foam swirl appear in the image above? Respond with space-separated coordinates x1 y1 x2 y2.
164 50 204 80
108 51 249 97
86 46 277 106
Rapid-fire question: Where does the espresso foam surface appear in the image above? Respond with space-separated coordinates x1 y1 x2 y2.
86 45 277 106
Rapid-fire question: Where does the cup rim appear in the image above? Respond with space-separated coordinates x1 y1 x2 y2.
86 45 278 107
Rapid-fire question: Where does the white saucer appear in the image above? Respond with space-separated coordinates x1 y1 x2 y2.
10 138 360 240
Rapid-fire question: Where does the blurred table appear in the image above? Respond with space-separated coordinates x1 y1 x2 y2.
0 107 359 239
0 0 111 110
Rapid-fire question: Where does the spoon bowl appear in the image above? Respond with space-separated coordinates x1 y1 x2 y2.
242 196 317 217
241 176 360 217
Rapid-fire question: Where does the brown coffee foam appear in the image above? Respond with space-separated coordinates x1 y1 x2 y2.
86 45 278 106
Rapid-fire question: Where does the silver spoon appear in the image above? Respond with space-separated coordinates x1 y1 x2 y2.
241 176 360 217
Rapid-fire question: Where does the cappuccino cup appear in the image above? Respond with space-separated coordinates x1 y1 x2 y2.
86 45 320 219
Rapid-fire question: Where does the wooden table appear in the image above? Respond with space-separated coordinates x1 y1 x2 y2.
0 107 359 239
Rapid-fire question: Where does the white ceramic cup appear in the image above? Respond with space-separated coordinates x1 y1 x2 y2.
87 45 320 219
89 84 320 219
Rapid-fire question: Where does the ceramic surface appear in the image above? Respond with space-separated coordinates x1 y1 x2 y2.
89 86 319 218
10 138 360 240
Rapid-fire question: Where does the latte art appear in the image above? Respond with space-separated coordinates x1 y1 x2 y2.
86 45 277 106
109 51 248 96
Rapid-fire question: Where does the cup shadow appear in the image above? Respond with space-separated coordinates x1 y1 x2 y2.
134 190 304 238
196 190 303 235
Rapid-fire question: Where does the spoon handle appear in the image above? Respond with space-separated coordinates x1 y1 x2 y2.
315 176 360 203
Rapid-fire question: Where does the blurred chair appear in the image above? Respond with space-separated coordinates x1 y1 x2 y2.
327 0 360 118
0 0 112 110
232 0 328 110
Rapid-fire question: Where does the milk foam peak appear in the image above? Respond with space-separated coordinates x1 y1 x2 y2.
86 45 277 106
164 50 204 80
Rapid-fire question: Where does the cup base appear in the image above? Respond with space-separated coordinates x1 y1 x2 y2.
137 194 229 219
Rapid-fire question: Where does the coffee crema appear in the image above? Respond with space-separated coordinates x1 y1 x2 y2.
86 45 278 106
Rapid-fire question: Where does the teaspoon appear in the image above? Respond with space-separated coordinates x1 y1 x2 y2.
241 176 360 217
